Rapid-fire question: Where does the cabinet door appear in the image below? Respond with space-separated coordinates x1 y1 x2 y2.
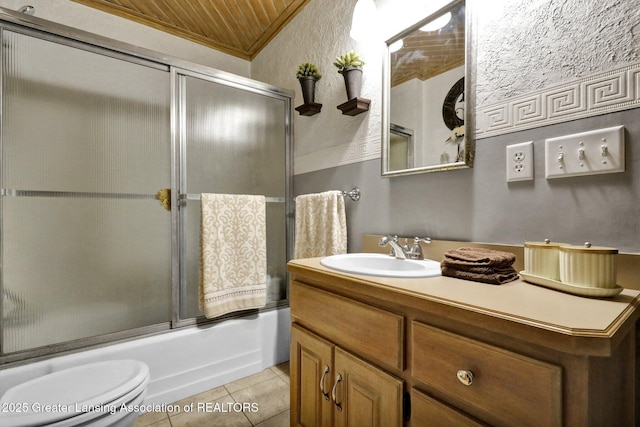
291 324 334 427
333 347 403 427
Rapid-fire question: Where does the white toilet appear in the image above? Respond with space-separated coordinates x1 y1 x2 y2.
0 360 150 427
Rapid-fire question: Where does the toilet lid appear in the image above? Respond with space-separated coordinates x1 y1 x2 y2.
0 360 149 427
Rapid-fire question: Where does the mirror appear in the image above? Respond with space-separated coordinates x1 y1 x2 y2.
382 0 474 177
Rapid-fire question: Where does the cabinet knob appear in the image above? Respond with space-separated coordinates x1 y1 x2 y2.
320 365 330 401
331 373 343 411
456 369 474 386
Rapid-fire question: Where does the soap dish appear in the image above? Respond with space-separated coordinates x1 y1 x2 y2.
520 271 623 298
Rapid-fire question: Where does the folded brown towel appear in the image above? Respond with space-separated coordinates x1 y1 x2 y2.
441 266 519 285
442 247 516 269
441 247 519 285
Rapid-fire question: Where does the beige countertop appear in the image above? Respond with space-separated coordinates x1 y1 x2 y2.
288 257 640 340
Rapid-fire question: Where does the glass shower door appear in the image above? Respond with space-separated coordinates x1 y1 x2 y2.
1 31 172 354
176 72 289 321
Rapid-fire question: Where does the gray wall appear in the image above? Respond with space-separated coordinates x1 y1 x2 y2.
295 109 640 253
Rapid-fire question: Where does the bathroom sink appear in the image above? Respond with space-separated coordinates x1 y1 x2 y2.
320 253 442 278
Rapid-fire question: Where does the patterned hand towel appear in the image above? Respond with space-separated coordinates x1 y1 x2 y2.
294 191 347 259
199 194 266 319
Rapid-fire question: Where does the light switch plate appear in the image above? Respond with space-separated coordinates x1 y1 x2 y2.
506 141 534 182
545 126 624 179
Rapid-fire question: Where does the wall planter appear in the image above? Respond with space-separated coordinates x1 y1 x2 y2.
334 51 370 116
299 76 317 103
342 66 363 100
295 62 322 116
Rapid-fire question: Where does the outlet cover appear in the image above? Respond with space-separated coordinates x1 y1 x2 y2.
506 141 534 182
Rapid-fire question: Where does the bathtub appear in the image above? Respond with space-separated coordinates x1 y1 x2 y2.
0 307 290 405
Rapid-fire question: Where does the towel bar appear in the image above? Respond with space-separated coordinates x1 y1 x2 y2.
179 194 285 203
293 188 361 202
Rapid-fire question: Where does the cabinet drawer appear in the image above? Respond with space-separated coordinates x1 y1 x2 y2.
290 281 404 370
410 388 486 427
411 321 562 427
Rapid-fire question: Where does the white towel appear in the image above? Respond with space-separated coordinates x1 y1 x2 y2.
294 191 347 259
199 194 267 319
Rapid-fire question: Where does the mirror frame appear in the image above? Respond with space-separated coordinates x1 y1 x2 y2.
382 0 475 177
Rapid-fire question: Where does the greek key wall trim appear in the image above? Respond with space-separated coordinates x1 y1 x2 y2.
476 61 640 139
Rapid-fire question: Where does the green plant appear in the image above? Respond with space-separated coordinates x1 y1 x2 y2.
333 50 365 74
296 62 322 80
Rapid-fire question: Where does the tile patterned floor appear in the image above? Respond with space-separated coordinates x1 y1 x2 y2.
132 362 290 427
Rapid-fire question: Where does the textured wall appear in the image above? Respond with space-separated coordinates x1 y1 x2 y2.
251 0 383 175
474 0 640 137
475 0 640 106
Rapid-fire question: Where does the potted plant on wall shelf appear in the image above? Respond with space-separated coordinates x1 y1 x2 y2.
333 50 370 116
295 62 322 116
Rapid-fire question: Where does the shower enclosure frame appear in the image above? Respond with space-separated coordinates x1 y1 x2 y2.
0 8 294 366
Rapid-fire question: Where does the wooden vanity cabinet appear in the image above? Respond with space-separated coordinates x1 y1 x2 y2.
288 258 640 427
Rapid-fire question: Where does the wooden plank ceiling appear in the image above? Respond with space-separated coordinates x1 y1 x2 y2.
391 3 465 87
72 0 311 60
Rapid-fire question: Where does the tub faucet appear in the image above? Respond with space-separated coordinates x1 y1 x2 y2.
379 235 407 259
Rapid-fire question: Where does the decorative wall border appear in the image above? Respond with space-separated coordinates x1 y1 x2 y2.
294 134 381 175
476 61 640 139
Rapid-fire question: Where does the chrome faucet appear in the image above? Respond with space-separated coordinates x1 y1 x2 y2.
379 235 407 259
406 237 431 260
379 235 431 260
